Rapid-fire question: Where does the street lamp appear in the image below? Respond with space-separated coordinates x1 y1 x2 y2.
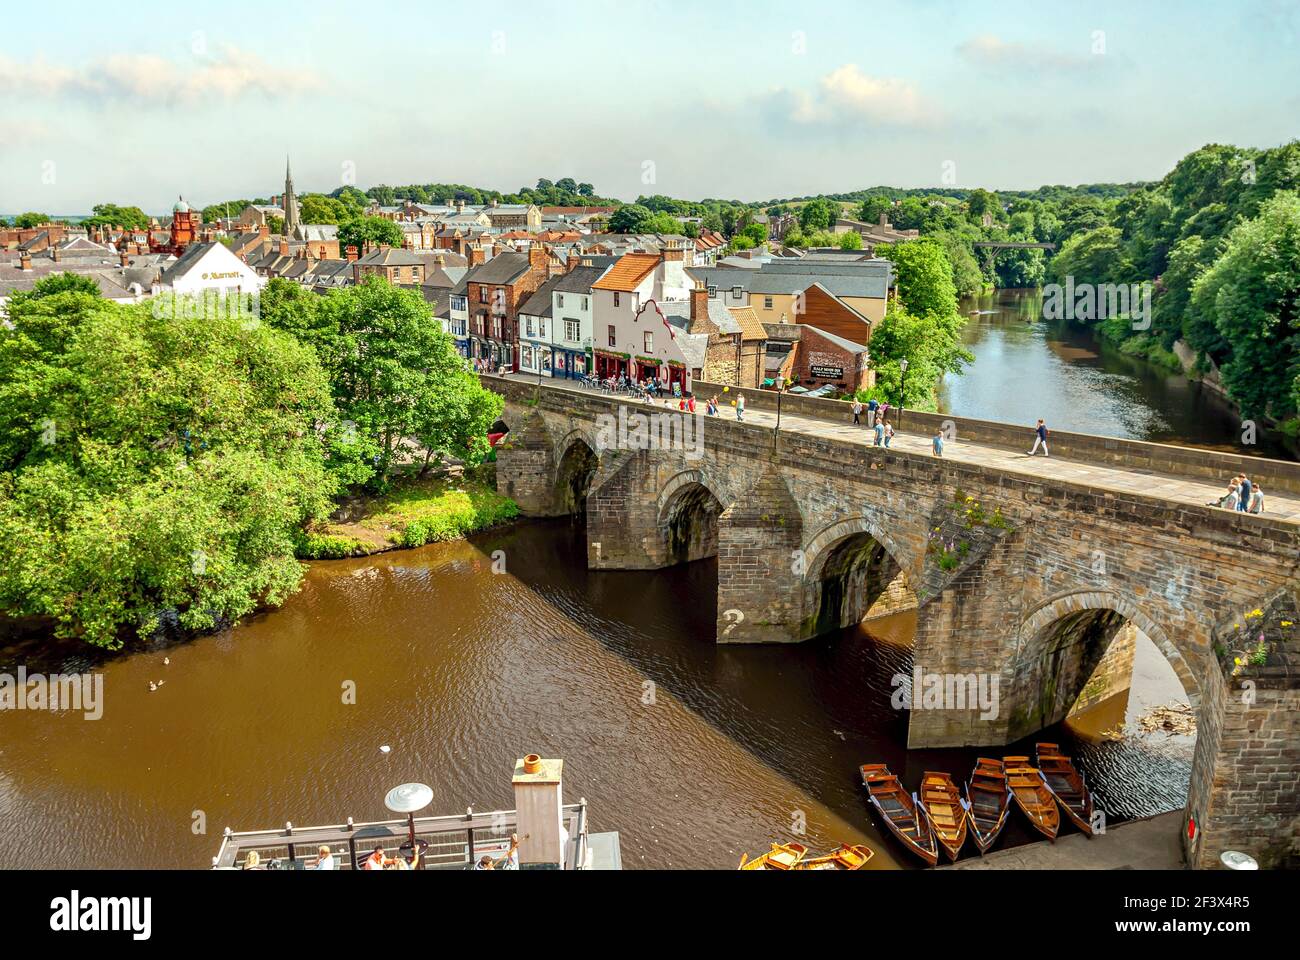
898 358 909 431
775 376 790 434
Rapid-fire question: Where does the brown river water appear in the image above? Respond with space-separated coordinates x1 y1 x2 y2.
0 519 1193 869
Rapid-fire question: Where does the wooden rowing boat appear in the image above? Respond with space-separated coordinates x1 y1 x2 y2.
795 843 875 870
918 771 968 861
964 758 1011 855
1003 756 1059 841
1036 742 1096 836
738 842 809 870
859 763 939 866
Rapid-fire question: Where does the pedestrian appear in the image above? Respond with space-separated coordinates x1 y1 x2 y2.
1237 474 1252 512
879 401 890 426
883 421 894 448
1248 483 1264 514
873 417 885 446
1027 419 1049 456
852 399 862 425
1224 481 1241 511
687 393 696 414
866 397 879 427
736 393 745 421
932 429 944 457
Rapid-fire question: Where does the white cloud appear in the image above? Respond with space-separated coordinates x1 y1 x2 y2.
956 33 1097 72
0 46 319 105
768 64 943 129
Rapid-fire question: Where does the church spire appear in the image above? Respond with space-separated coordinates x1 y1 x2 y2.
282 155 300 239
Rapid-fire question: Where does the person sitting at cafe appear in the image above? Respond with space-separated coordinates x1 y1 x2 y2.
311 845 336 870
363 845 391 871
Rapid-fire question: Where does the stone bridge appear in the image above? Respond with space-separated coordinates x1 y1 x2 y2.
486 376 1300 869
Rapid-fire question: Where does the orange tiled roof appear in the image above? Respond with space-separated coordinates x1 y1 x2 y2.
591 252 660 291
728 305 768 341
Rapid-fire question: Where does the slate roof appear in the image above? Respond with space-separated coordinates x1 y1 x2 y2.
518 274 565 318
463 252 532 286
552 264 610 293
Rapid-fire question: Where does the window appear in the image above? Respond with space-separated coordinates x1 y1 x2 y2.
451 295 466 311
731 286 742 299
644 331 654 353
479 287 489 303
581 296 588 310
565 319 580 342
539 319 546 338
525 317 534 337
607 325 616 347
557 294 564 308
493 317 502 339
764 296 774 309
613 292 620 307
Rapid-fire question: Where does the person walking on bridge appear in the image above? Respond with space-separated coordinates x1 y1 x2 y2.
735 392 745 422
1237 474 1252 512
852 399 863 425
1027 419 1049 457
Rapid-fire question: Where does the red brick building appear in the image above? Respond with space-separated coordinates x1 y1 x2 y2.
463 246 550 371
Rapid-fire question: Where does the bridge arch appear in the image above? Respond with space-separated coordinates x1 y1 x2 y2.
657 469 725 565
800 515 918 639
1013 587 1196 738
554 431 600 515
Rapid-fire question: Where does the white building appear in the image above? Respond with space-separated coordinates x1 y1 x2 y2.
158 241 264 296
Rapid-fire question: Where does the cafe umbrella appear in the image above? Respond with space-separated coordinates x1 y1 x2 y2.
384 782 434 864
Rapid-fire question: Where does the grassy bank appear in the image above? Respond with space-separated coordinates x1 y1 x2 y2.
296 467 519 559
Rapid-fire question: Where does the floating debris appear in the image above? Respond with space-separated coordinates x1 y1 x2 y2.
1136 702 1195 736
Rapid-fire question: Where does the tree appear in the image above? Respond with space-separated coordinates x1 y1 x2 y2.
8 272 101 303
799 198 838 232
1188 191 1300 420
337 215 404 254
13 212 52 229
262 276 495 487
299 194 348 224
838 231 863 251
608 204 654 233
578 183 595 197
0 294 338 648
555 178 577 194
967 188 999 224
82 204 150 231
859 196 892 224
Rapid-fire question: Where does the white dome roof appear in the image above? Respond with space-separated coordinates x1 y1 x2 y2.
173 197 190 213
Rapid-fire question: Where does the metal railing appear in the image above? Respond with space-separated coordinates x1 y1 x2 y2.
213 801 588 871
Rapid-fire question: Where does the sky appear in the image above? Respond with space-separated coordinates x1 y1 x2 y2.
2 0 1299 214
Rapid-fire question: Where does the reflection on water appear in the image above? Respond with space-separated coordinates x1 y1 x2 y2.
0 520 1195 869
941 288 1292 459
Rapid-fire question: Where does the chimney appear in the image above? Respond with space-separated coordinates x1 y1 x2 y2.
663 238 684 263
528 243 548 272
279 239 289 258
346 244 359 262
434 254 445 267
566 252 581 273
18 252 32 271
259 224 269 240
469 245 486 268
120 250 130 268
691 279 708 324
512 755 566 868
491 198 499 208
51 245 61 262
379 242 390 252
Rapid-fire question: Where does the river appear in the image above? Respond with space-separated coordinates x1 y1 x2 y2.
0 519 1193 869
941 288 1293 460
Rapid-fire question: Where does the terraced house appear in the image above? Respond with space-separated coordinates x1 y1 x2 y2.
463 246 549 371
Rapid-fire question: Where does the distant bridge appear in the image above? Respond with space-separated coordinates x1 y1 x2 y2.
971 241 1058 251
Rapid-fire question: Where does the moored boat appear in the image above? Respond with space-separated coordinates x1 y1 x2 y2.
859 763 939 866
738 842 809 870
918 771 968 861
796 843 875 870
964 758 1011 855
1036 743 1096 836
1003 756 1060 841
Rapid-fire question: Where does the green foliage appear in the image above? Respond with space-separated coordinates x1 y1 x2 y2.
390 484 519 548
13 212 51 229
1188 191 1300 419
258 276 502 488
82 204 151 231
336 215 404 254
299 194 349 224
7 272 102 304
0 295 338 648
838 231 863 250
798 198 838 232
